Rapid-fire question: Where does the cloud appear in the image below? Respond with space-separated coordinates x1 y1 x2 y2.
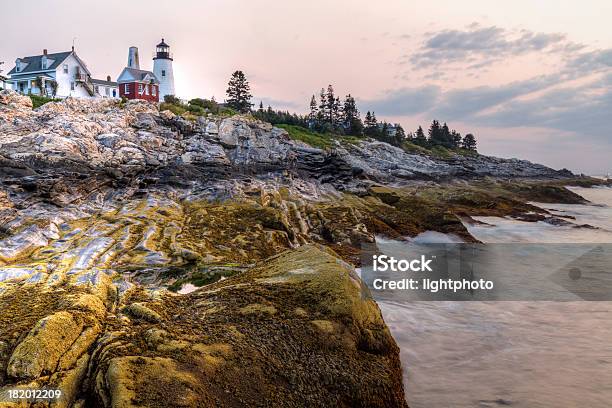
566 48 612 75
473 76 612 141
360 86 440 116
410 25 574 68
432 74 562 120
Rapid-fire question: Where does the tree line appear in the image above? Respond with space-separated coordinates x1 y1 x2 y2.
224 71 478 151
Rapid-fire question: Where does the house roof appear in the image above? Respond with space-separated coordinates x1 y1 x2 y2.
117 67 159 83
8 51 72 75
91 78 117 86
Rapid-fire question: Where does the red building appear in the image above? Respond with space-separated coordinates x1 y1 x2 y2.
116 67 160 102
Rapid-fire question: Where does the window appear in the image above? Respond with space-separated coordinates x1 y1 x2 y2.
105 87 110 96
145 85 149 95
152 87 157 96
138 84 144 94
113 89 117 97
162 70 166 77
94 85 99 94
125 84 130 94
63 64 68 74
70 82 75 91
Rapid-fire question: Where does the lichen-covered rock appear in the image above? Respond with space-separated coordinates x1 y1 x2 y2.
88 245 407 408
7 311 84 380
122 302 162 323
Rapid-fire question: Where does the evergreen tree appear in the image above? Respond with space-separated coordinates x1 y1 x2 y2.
318 88 327 120
333 96 342 127
325 84 336 125
428 120 442 145
364 111 379 136
450 129 462 148
309 95 318 126
462 133 477 151
342 94 363 135
393 124 406 146
440 122 453 148
258 101 264 112
380 122 389 141
414 126 427 146
226 70 252 113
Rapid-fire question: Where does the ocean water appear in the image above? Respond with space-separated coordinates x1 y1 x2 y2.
379 186 612 408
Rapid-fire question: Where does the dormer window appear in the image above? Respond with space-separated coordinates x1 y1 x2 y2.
15 58 22 72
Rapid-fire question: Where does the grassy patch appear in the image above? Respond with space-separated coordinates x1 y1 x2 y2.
160 102 187 116
428 145 455 159
277 124 363 149
29 95 61 109
277 124 333 149
401 141 430 155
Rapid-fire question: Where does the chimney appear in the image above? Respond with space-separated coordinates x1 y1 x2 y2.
107 75 111 82
43 49 48 55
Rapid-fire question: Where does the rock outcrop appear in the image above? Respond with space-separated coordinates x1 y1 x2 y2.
0 90 572 188
0 91 597 407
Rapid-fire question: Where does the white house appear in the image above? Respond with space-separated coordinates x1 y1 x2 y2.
92 76 119 99
7 48 118 99
0 61 9 90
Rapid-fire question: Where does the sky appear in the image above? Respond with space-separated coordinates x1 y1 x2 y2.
1 0 611 174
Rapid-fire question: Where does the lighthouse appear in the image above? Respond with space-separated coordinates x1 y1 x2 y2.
153 38 175 100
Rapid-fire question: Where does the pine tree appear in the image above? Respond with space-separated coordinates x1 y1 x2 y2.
342 94 363 135
258 101 264 112
309 95 318 126
462 133 477 151
326 84 336 125
393 124 406 146
226 71 252 113
318 88 327 123
364 111 379 136
450 130 462 148
414 126 427 146
441 122 452 148
380 122 389 141
333 96 342 127
428 120 442 145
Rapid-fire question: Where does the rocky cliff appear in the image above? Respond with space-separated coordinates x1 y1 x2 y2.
0 91 588 407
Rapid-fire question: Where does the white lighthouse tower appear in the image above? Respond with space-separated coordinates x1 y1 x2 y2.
153 38 175 100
